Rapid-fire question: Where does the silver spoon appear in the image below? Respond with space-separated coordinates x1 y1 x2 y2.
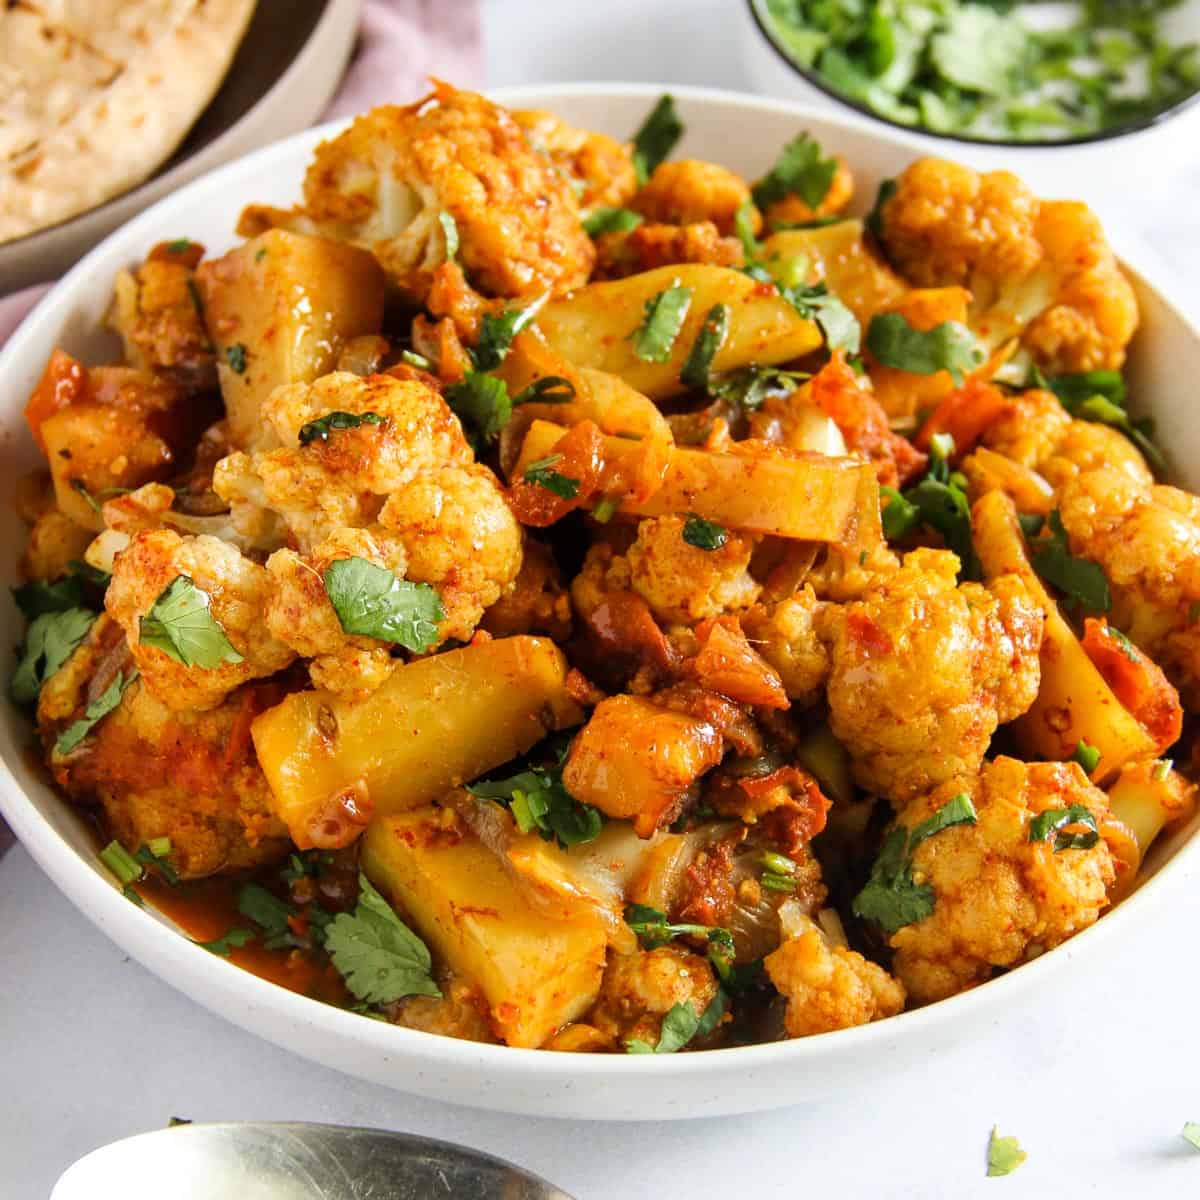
52 1121 576 1200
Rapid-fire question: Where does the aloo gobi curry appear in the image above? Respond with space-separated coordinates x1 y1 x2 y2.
14 84 1197 1053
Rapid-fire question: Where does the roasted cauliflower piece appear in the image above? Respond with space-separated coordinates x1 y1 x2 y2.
213 371 471 552
765 904 905 1037
741 587 831 707
825 549 1044 802
632 159 758 237
592 220 742 280
626 515 761 627
39 616 289 879
250 84 594 301
512 108 637 213
588 946 721 1050
759 155 854 230
877 158 1138 373
105 528 296 712
1058 468 1200 708
886 757 1119 1003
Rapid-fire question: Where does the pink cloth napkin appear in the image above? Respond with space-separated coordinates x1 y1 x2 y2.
0 0 481 860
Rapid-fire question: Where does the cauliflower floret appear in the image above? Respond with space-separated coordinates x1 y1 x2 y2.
377 463 523 642
592 220 742 280
633 159 758 237
888 757 1118 1003
878 158 1138 373
980 388 1152 491
265 527 409 699
765 905 905 1037
741 587 831 707
588 946 720 1049
1058 468 1200 707
105 528 296 712
759 155 854 229
626 515 760 626
213 372 470 552
825 549 1044 802
250 84 594 301
511 108 637 213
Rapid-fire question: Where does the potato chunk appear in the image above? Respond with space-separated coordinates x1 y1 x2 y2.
251 636 583 848
195 229 385 448
363 809 607 1048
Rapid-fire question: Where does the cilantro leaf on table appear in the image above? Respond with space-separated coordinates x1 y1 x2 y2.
752 131 838 211
54 669 136 755
631 282 693 362
325 874 441 1004
853 793 977 933
631 94 683 184
865 312 984 386
445 373 512 449
323 557 443 653
1182 1123 1200 1152
1027 510 1111 612
11 607 95 706
139 576 244 669
297 410 385 446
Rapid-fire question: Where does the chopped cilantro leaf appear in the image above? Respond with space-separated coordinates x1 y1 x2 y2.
139 576 244 669
680 303 730 391
865 179 897 243
325 874 441 1004
199 927 255 957
298 410 385 445
880 486 920 540
627 992 726 1054
752 131 838 211
708 366 810 412
165 238 191 254
12 575 83 619
11 607 95 706
470 297 546 371
865 312 984 386
624 903 737 983
681 515 727 551
1029 802 1099 852
1027 510 1111 611
225 343 248 374
55 669 136 754
444 373 512 450
512 376 575 406
582 207 643 237
323 557 443 653
932 6 1026 96
781 281 860 354
1071 739 1102 774
631 94 683 184
523 453 581 499
631 283 692 362
237 882 293 943
986 1127 1027 1177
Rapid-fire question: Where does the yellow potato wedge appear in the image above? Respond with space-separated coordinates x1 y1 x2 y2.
251 636 583 848
196 229 385 448
972 490 1155 781
535 264 822 398
514 419 880 544
363 809 607 1048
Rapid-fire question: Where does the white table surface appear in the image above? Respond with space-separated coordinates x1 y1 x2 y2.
7 2 1200 1196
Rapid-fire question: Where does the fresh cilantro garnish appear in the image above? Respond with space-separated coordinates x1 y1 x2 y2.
1027 510 1111 612
1182 1123 1200 1152
438 210 459 260
468 743 603 849
470 297 546 371
1047 370 1165 474
70 480 130 513
853 793 977 934
166 238 191 253
55 669 136 754
932 6 1026 96
237 882 294 943
1047 369 1126 408
631 282 693 362
986 1127 1027 1177
12 575 83 619
512 376 576 406
631 94 683 184
1029 803 1100 852
626 992 726 1054
11 607 95 705
323 557 443 653
682 515 727 551
752 131 838 211
681 303 730 391
866 312 984 386
1070 739 1101 774
139 576 244 669
135 839 179 886
707 365 810 412
582 207 643 237
445 373 512 449
297 410 385 446
254 248 268 263
198 927 255 957
324 874 441 1004
624 903 738 984
523 453 581 499
225 343 248 374
782 281 860 354
880 434 980 580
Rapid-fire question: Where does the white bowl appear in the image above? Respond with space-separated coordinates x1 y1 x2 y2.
738 0 1200 198
2 83 1199 1122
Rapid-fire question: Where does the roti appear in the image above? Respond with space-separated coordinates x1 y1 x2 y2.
0 0 257 244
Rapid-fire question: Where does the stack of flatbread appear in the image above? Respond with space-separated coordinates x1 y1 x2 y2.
0 0 257 244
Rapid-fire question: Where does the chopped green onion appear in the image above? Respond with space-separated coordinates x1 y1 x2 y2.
100 840 142 888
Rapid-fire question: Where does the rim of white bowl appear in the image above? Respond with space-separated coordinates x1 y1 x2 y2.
745 0 1200 149
2 82 1199 1098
